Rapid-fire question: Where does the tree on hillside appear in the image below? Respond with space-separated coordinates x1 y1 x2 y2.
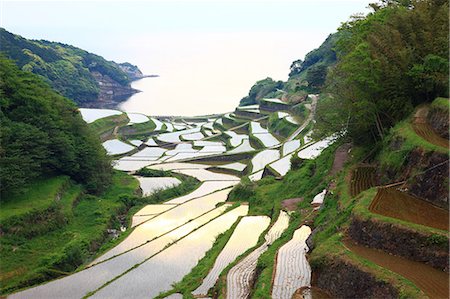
316 0 448 144
0 56 112 197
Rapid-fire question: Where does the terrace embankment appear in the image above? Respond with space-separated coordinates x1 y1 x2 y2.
311 255 399 298
379 138 449 209
344 240 449 299
348 215 449 272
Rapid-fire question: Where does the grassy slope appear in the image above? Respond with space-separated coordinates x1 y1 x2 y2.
308 117 449 298
117 119 157 139
89 114 129 137
0 172 139 295
0 176 70 220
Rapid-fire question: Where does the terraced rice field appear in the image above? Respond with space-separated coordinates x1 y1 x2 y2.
181 132 204 141
90 206 249 299
79 108 123 123
268 154 293 176
94 188 233 263
113 147 168 171
253 132 280 147
164 122 174 132
158 127 201 143
311 189 326 206
126 112 149 124
10 204 233 299
193 216 270 296
129 139 143 146
272 225 312 299
171 168 239 182
151 117 164 131
412 122 449 148
226 211 290 299
369 188 449 230
164 182 236 204
349 166 376 197
251 149 280 172
228 139 254 153
225 131 249 147
136 177 181 196
282 139 301 156
149 162 211 170
297 135 336 160
131 204 174 227
344 240 449 299
145 138 158 146
102 139 135 155
215 162 247 172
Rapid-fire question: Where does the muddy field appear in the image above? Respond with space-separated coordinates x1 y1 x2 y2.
344 240 449 299
369 188 449 230
349 166 376 197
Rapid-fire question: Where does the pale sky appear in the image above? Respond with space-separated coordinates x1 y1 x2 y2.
0 0 372 115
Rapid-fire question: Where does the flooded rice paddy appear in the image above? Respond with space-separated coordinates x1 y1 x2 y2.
272 225 312 299
193 216 270 296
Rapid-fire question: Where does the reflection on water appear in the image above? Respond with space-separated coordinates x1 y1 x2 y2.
193 215 270 296
91 205 249 299
94 188 232 263
9 205 232 299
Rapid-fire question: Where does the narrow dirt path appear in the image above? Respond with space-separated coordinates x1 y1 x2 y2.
287 94 318 141
344 240 449 299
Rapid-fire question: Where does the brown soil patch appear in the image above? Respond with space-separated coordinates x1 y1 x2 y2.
282 197 303 211
349 166 376 197
369 188 449 230
413 107 449 148
329 143 352 176
344 240 449 299
292 287 332 299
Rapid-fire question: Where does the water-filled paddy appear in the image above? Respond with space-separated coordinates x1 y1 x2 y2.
102 139 135 155
79 108 122 123
91 205 249 299
193 215 270 296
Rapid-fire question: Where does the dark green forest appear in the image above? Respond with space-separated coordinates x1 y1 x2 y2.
0 56 112 197
0 28 135 105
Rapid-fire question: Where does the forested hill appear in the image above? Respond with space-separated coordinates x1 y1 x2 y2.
0 56 112 196
239 32 339 106
240 0 448 144
0 28 147 107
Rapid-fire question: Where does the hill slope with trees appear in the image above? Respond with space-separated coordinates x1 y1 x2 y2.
0 28 147 107
0 56 113 196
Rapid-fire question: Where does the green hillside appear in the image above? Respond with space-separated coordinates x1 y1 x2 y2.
0 28 144 106
0 56 112 196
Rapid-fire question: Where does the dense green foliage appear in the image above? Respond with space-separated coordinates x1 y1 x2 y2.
0 28 135 104
0 172 138 295
288 33 339 92
317 0 449 144
239 78 284 106
0 57 112 196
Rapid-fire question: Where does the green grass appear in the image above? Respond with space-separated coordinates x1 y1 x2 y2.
118 119 157 139
0 176 70 220
229 143 337 216
376 119 448 182
89 113 129 136
0 171 139 295
431 97 449 111
267 114 297 138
